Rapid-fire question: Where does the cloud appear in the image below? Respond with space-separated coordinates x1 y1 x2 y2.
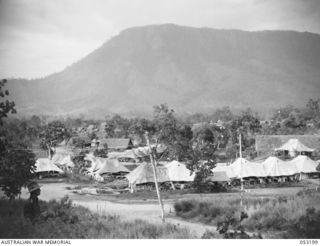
0 0 319 78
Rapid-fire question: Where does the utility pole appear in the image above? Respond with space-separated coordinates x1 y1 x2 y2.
145 132 165 222
239 133 244 208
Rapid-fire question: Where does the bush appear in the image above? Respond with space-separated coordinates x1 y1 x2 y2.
174 190 320 238
202 212 262 239
174 200 196 215
0 196 194 239
174 199 238 223
285 208 320 239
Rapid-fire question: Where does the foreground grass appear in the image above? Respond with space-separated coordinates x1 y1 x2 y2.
0 196 194 239
174 189 320 238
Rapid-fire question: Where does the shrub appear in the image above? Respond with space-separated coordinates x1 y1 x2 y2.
174 200 196 215
0 197 194 239
174 189 320 238
202 212 262 239
285 208 320 239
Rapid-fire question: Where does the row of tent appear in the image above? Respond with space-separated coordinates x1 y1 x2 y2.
126 161 195 186
84 153 195 185
212 155 320 181
34 150 319 187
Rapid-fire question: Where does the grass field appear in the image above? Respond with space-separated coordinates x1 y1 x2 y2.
0 196 194 239
174 189 320 238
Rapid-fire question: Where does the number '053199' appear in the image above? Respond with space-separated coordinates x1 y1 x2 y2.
300 240 318 244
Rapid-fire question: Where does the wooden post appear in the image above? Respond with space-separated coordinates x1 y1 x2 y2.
239 133 244 208
145 132 165 222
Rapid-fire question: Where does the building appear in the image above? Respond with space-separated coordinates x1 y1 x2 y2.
98 138 134 151
255 135 320 157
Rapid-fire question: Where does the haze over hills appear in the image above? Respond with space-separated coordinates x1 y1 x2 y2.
6 24 320 118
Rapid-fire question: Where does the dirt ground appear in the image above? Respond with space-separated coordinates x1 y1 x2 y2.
17 182 307 237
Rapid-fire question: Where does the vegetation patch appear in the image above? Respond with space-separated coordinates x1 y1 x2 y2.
0 196 194 239
174 189 320 238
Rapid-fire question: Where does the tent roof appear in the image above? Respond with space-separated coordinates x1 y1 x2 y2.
108 149 137 159
275 138 314 152
51 148 74 167
97 158 130 174
164 160 195 182
290 155 319 173
229 158 266 178
35 158 64 173
207 171 230 182
212 164 235 179
126 163 170 185
99 138 133 149
262 156 298 176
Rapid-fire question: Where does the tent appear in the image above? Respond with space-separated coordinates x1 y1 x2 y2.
35 158 64 173
212 163 235 179
275 139 314 157
290 155 319 174
262 156 298 177
97 158 130 175
51 147 74 169
164 161 195 182
108 150 137 159
126 162 170 185
207 171 230 182
229 158 266 179
52 155 74 168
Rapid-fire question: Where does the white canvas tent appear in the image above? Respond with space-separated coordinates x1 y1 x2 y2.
35 158 64 173
211 163 235 179
52 155 74 168
275 139 314 157
207 171 230 182
290 155 319 174
97 158 130 175
229 158 266 179
90 159 104 173
126 162 170 186
164 161 195 182
262 156 298 177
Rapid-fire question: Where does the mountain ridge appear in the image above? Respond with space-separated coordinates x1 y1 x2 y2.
6 24 320 118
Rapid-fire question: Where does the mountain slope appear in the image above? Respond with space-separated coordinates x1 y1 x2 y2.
7 24 320 117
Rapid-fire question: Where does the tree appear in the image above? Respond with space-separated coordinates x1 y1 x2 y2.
40 121 70 159
0 79 36 199
212 106 234 122
305 98 320 128
187 124 222 191
152 104 193 161
104 114 131 138
93 145 108 158
230 109 261 158
71 150 90 175
0 147 36 199
263 105 307 135
0 79 16 125
128 117 156 145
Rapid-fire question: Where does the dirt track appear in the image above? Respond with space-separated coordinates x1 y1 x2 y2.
19 182 218 237
18 182 308 237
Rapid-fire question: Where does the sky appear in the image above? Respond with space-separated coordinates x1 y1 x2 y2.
0 0 320 79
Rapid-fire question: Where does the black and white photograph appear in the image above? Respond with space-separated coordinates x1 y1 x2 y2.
0 0 320 241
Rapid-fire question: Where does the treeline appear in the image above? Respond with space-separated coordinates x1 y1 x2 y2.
2 99 320 160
